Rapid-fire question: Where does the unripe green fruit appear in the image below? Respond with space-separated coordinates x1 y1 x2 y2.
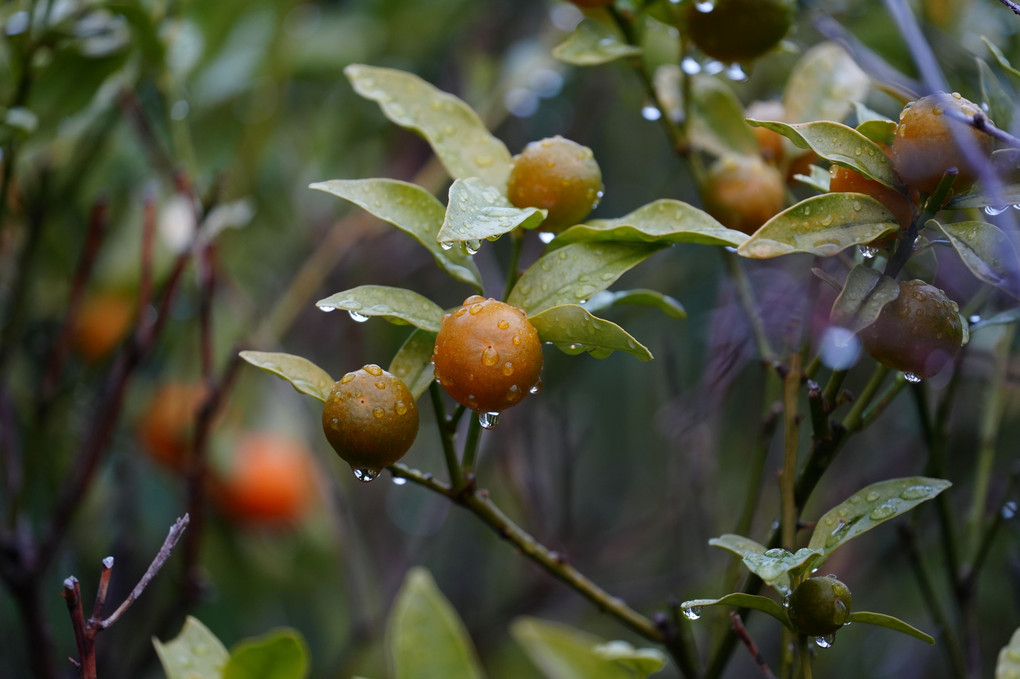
685 0 795 63
787 576 853 637
701 157 785 235
507 136 603 233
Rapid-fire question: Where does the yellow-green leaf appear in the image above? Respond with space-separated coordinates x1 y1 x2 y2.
996 627 1020 678
512 617 665 679
316 285 446 332
783 42 869 125
223 629 310 679
239 351 334 403
438 178 546 244
848 611 935 645
932 219 1020 298
153 616 229 679
389 329 438 400
552 19 642 66
529 304 653 361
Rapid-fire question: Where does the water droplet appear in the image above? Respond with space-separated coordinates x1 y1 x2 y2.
865 491 881 502
353 468 379 483
375 380 387 390
859 245 878 259
482 346 500 366
900 485 931 500
392 476 407 486
479 411 500 429
538 231 555 244
969 314 981 324
815 635 835 649
465 239 482 255
502 362 514 376
349 310 370 323
372 406 386 419
694 0 714 11
1002 501 1017 519
903 372 922 383
497 319 510 330
469 303 484 315
683 606 703 621
681 56 701 74
340 373 356 384
395 400 408 415
869 501 898 520
703 59 724 75
530 380 543 395
641 104 662 121
365 365 383 376
439 240 455 250
984 205 1009 216
724 63 747 82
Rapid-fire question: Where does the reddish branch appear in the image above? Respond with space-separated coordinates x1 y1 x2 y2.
730 612 778 679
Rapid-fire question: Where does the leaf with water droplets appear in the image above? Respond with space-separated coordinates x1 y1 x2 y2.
153 616 229 679
585 289 687 319
345 64 511 188
830 265 901 334
310 179 481 291
996 627 1020 678
783 42 869 126
848 612 935 645
737 193 899 259
389 329 437 400
978 57 1015 133
512 617 664 679
932 219 1020 298
529 304 653 361
709 535 822 593
551 199 747 249
552 19 642 66
983 37 1020 80
317 285 445 332
680 594 791 630
223 628 310 679
808 477 951 558
438 178 546 243
239 351 334 403
689 74 760 158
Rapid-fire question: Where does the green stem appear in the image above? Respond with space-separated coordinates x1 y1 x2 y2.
781 354 802 549
965 471 1017 582
722 251 776 364
429 382 464 489
501 230 525 302
461 413 483 475
860 373 907 427
819 369 847 412
798 638 813 679
840 365 889 433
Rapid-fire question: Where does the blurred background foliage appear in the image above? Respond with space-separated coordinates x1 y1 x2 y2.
0 0 1018 677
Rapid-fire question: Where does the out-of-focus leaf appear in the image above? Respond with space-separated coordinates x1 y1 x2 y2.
945 183 1020 209
345 64 512 188
529 305 653 361
585 289 686 319
680 594 790 629
737 193 898 258
853 102 895 146
996 627 1020 678
709 535 823 594
316 285 445 332
808 477 951 557
793 163 832 193
153 616 229 679
551 199 747 249
239 351 334 403
689 75 760 158
848 612 935 645
223 629 310 679
387 568 484 679
389 329 438 400
970 308 1020 332
933 219 1020 298
512 617 665 679
978 58 1015 132
830 265 901 334
507 242 667 315
310 179 482 291
552 19 642 65
438 178 546 244
783 42 869 125
983 37 1020 80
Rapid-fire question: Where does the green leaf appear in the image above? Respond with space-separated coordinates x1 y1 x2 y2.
585 289 686 319
709 535 823 594
551 199 747 249
792 163 832 193
978 58 1015 132
783 42 869 125
438 178 546 244
848 611 935 645
389 329 438 400
317 285 445 331
945 183 1020 209
153 616 229 679
746 120 899 189
996 627 1020 678
932 219 1020 298
507 242 667 315
853 103 895 146
680 594 790 629
223 629 310 679
689 75 760 158
983 37 1020 80
737 193 899 259
511 617 664 679
387 567 484 679
344 64 512 188
239 351 334 403
970 308 1020 332
808 477 951 557
552 19 642 66
310 179 482 290
829 265 901 334
529 304 653 361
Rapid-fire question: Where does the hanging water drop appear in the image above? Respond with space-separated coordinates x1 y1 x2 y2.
682 606 703 621
353 468 379 483
319 305 336 313
858 245 878 259
349 310 370 323
529 380 543 395
392 476 408 486
681 56 701 75
538 232 555 244
903 371 922 383
724 63 748 82
465 239 482 255
984 205 1009 216
641 104 662 121
814 635 836 649
439 240 455 251
478 411 501 429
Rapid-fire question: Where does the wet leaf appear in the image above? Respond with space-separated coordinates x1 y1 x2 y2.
944 182 1020 209
996 627 1020 678
830 265 901 334
680 594 790 629
387 568 484 679
689 75 760 158
317 285 445 332
310 179 482 290
153 616 229 679
848 612 935 645
585 288 687 319
932 219 1020 298
345 64 512 188
793 163 832 193
709 535 823 593
853 103 895 147
512 617 664 679
978 58 1014 132
507 242 667 315
737 193 899 259
223 629 310 679
593 641 667 676
983 37 1020 80
551 199 747 249
239 351 334 403
438 178 546 244
552 19 642 65
783 42 869 125
808 477 951 557
389 329 438 400
529 304 653 361
970 307 1020 332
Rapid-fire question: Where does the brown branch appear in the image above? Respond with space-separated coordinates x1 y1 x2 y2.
731 612 777 679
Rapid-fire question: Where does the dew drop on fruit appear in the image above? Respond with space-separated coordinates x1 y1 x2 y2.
815 635 835 649
481 346 500 366
349 310 370 323
530 380 543 395
392 476 408 486
353 468 379 483
479 411 500 429
903 371 922 383
681 56 701 75
683 606 702 621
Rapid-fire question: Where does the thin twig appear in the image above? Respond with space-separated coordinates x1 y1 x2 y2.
998 0 1020 17
731 612 778 679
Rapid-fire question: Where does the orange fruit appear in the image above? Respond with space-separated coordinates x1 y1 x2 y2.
138 382 208 470
787 576 853 637
700 157 786 234
507 136 603 233
212 432 315 524
72 291 134 363
829 152 914 231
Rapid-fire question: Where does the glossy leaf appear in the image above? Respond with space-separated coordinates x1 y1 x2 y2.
387 568 484 679
996 627 1020 678
680 594 790 629
153 616 229 679
317 285 446 332
512 617 664 679
709 535 823 593
945 183 1020 210
529 304 653 361
438 178 546 244
552 19 642 65
551 199 747 249
808 477 951 557
689 75 760 158
223 629 310 679
830 265 901 334
507 242 667 315
389 329 438 400
737 193 899 259
933 219 1020 298
310 179 482 290
970 308 1020 332
585 289 686 319
848 611 935 645
783 42 869 125
345 64 512 188
978 58 1014 132
239 351 334 403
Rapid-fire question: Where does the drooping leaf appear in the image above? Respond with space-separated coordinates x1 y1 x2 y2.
387 568 484 679
689 74 760 158
679 594 790 629
223 629 310 679
507 242 667 315
970 307 1020 332
310 179 482 290
808 477 951 557
848 612 935 645
593 641 668 676
511 617 665 679
585 289 686 319
737 193 899 259
552 19 642 66
437 178 546 244
345 64 512 188
153 616 229 679
709 535 823 594
983 37 1020 80
316 285 446 332
996 627 1020 678
932 219 1020 298
783 42 870 125
829 265 901 334
239 351 334 403
389 329 438 400
945 182 1020 209
529 305 653 361
978 58 1015 132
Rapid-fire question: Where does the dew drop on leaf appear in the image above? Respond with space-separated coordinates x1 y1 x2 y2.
392 476 408 486
682 606 702 621
349 310 370 323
